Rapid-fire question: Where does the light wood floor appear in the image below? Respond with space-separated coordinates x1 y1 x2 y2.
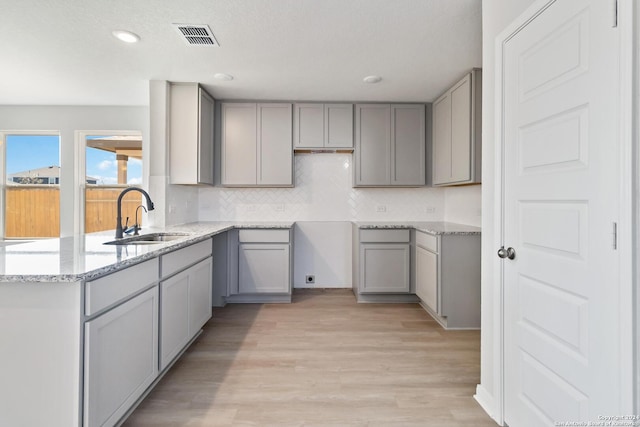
124 289 497 427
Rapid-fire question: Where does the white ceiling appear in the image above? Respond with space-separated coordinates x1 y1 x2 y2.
0 0 482 106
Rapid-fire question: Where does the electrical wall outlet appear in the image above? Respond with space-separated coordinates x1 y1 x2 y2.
275 204 285 212
376 205 387 213
425 206 436 214
305 275 315 284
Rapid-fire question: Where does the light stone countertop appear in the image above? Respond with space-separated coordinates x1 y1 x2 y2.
355 221 481 235
0 222 293 283
0 220 478 283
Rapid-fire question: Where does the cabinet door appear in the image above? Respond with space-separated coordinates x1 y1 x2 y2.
239 244 290 293
359 243 410 293
84 286 158 427
450 74 472 183
391 104 425 185
432 93 452 185
325 104 353 148
355 104 390 186
198 88 215 185
258 103 293 186
221 103 257 185
416 245 438 313
160 271 190 370
189 257 213 335
294 103 324 148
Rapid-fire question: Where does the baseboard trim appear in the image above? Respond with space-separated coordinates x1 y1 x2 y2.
474 384 500 425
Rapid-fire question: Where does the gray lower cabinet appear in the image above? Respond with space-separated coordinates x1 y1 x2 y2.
415 244 438 312
221 102 293 187
353 227 416 302
83 259 160 427
414 230 480 329
239 244 290 293
354 104 425 187
224 228 293 303
159 239 213 370
359 243 410 293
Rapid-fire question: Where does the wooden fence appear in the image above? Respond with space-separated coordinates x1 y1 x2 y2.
5 186 143 238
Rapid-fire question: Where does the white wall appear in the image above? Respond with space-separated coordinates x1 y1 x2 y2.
0 105 149 236
293 222 352 288
444 185 482 227
478 0 538 421
199 153 447 222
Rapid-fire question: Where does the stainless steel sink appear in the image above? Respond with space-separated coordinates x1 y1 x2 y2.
103 232 192 245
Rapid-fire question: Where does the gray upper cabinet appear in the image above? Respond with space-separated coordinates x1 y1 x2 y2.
258 104 293 186
221 103 257 185
293 103 353 149
355 104 391 186
354 104 425 187
432 69 481 186
221 102 293 187
325 104 353 148
391 105 426 185
294 103 324 148
169 83 215 185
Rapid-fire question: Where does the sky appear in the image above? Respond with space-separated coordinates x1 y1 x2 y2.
6 134 142 185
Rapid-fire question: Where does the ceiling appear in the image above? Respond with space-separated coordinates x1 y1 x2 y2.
0 0 482 106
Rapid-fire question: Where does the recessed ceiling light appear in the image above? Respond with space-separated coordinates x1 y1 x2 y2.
363 75 382 84
112 30 140 43
214 73 234 81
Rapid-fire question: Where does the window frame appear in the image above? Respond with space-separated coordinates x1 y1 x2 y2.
0 131 62 240
74 130 144 236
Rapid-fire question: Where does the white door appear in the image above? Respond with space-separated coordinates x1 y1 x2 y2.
501 0 621 425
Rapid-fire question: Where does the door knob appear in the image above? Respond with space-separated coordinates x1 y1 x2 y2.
497 246 516 260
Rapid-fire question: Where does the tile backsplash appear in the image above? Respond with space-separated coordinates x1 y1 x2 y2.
198 153 448 222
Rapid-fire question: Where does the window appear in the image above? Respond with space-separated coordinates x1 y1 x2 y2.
5 134 61 238
84 134 143 233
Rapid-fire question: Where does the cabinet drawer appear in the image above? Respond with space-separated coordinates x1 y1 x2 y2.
239 229 290 243
85 258 159 316
161 239 212 278
360 229 410 243
416 231 438 252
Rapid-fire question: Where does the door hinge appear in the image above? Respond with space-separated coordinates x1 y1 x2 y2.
613 222 618 250
612 0 618 28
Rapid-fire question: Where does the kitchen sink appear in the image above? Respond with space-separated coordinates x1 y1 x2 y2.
103 232 192 245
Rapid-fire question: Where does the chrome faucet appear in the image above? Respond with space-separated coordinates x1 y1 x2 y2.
115 188 154 239
133 205 147 236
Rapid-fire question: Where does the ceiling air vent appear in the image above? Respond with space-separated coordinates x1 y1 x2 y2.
173 24 219 47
